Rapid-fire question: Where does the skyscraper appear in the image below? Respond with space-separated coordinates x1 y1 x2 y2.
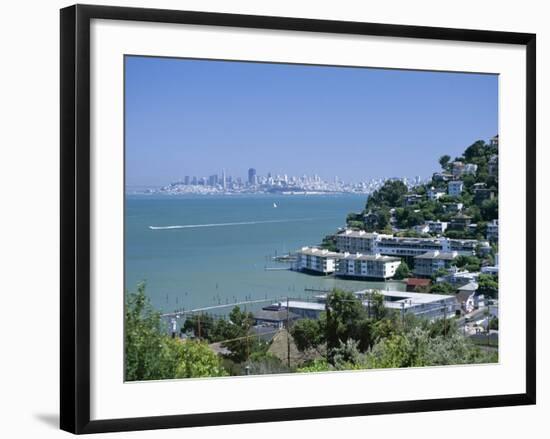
248 168 257 186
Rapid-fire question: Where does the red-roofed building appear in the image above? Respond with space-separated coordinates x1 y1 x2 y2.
406 278 431 292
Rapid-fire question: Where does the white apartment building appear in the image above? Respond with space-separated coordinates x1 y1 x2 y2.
295 247 339 274
334 229 390 254
448 180 464 197
336 253 401 280
334 229 478 257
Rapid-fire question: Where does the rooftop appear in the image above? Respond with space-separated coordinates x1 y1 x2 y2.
415 251 458 260
253 309 300 322
336 230 387 239
315 289 455 310
406 278 431 287
339 252 400 262
267 301 326 312
297 246 340 257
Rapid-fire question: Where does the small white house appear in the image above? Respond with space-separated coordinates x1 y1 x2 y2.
464 163 478 175
427 187 445 201
413 224 430 234
427 220 448 235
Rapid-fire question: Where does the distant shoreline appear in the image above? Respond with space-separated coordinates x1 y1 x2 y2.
125 191 369 197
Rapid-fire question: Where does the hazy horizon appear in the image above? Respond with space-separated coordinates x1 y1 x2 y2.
125 56 498 187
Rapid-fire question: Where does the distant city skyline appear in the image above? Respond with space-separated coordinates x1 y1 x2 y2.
125 56 498 187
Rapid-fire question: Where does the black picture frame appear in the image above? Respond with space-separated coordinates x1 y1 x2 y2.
60 4 536 434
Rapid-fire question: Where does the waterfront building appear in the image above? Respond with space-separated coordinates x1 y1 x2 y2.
490 134 499 147
334 229 478 258
448 180 464 197
295 247 339 274
184 175 190 185
413 250 458 277
336 252 401 280
334 229 390 254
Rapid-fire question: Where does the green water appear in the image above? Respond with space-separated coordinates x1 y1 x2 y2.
125 194 404 313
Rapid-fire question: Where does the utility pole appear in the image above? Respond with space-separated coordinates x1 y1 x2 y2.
197 314 201 339
286 297 291 368
367 291 371 319
443 304 447 338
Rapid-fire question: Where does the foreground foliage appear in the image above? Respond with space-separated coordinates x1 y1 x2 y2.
125 283 226 381
295 289 497 373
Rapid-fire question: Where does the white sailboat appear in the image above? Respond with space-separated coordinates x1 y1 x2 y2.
273 202 278 208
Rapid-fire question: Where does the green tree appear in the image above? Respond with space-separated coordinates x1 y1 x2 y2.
393 261 411 280
296 359 332 373
369 291 387 321
218 306 255 363
477 273 499 299
364 328 497 369
182 313 215 340
325 290 373 362
291 319 324 353
320 234 337 252
439 154 451 170
172 339 228 378
366 180 409 209
463 140 486 162
430 282 456 295
125 282 173 381
480 198 498 221
125 283 227 381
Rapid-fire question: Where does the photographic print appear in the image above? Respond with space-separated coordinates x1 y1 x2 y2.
124 56 500 381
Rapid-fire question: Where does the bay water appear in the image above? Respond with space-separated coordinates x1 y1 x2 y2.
125 194 404 314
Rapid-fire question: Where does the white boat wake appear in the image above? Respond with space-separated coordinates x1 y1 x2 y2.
149 217 324 230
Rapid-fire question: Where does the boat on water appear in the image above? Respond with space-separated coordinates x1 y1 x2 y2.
273 202 278 208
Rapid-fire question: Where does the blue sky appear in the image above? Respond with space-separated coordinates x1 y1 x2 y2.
125 56 498 187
